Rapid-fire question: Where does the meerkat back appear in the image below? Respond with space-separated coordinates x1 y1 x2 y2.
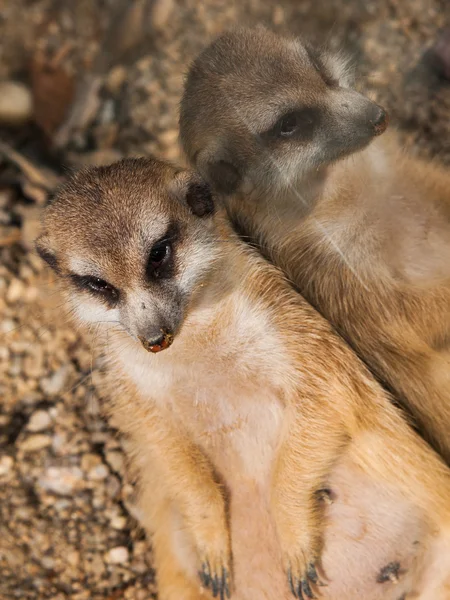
180 26 450 465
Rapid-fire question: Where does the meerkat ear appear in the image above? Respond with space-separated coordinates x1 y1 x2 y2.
35 235 59 272
171 171 215 218
185 179 215 217
196 148 242 195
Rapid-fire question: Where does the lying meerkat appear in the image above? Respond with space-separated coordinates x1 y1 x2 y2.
180 26 450 464
36 157 450 600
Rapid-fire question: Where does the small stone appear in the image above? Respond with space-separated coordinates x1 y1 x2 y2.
20 434 52 452
110 515 127 530
40 365 70 396
151 0 174 30
38 466 84 495
81 453 101 472
0 81 33 125
105 451 125 475
159 128 178 148
0 455 14 476
67 550 80 568
6 278 25 303
106 65 127 94
27 410 52 432
106 546 129 564
88 464 109 481
23 348 45 379
41 556 55 570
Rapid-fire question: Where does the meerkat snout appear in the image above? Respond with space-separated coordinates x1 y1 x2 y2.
180 26 389 196
36 158 221 352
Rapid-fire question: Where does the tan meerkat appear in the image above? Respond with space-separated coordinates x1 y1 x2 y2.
180 26 450 465
36 157 450 600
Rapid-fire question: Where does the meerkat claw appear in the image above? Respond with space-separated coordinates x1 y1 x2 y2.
199 561 230 599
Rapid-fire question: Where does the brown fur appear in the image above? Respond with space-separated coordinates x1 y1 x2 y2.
180 26 450 464
37 158 450 599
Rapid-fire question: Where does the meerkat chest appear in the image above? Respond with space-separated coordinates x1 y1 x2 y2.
118 296 286 480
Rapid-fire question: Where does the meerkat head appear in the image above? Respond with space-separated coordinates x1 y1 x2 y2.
180 26 388 197
36 158 220 353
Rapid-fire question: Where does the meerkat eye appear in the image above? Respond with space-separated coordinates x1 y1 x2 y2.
279 113 300 136
147 240 173 279
275 108 318 140
71 275 119 303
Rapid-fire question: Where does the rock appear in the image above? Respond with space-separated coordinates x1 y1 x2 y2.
19 434 52 452
0 455 14 476
6 278 25 304
151 0 174 31
27 410 52 432
38 466 84 495
80 453 101 472
105 65 127 94
159 128 179 148
87 464 109 481
105 450 125 475
105 546 129 564
110 514 127 530
0 81 33 125
23 347 45 379
40 365 70 396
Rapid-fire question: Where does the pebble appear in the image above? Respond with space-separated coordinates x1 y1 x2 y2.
105 451 125 475
81 453 101 472
88 464 109 481
110 515 127 530
27 410 52 432
19 434 52 452
0 81 33 125
105 546 129 564
0 455 14 476
38 466 84 495
6 278 25 304
23 348 45 379
40 365 70 396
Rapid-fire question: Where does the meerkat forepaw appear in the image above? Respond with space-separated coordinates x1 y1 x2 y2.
283 546 326 599
199 559 231 599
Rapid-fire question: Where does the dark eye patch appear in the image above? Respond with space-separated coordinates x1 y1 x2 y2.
263 107 320 142
146 222 179 281
69 274 119 305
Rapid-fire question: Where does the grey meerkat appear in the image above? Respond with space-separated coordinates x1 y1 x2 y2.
180 26 450 465
37 157 450 600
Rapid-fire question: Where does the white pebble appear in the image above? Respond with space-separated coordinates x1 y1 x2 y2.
0 455 14 476
40 365 70 396
106 546 129 564
0 81 33 125
20 434 52 452
38 466 83 495
6 278 25 304
27 410 52 432
88 464 109 481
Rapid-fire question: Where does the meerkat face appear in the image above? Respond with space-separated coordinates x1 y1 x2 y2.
36 158 220 353
180 26 388 196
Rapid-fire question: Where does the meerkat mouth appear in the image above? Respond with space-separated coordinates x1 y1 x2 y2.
139 332 174 353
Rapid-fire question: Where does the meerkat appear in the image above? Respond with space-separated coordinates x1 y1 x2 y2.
180 26 450 465
36 157 450 600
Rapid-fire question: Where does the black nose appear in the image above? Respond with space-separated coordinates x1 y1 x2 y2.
139 331 174 353
371 106 389 136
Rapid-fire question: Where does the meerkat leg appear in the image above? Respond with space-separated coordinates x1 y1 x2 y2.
271 409 348 599
127 405 231 599
138 468 214 600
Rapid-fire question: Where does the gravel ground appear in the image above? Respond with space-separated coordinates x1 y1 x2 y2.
0 0 449 598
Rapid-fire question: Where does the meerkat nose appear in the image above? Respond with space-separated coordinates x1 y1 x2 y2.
371 106 389 136
139 331 174 353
